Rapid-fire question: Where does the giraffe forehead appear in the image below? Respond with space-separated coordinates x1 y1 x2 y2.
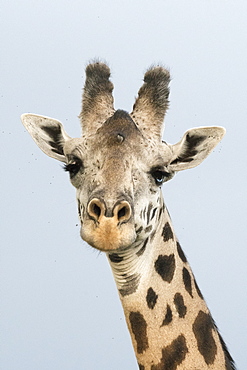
66 132 170 168
93 119 144 157
77 110 140 153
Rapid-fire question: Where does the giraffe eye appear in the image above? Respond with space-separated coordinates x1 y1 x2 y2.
150 168 171 186
64 158 82 178
152 170 165 185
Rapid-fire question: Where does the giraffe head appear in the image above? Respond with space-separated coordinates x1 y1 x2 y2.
21 62 225 252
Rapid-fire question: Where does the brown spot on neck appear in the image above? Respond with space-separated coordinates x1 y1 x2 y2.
162 222 174 242
146 287 158 309
182 267 193 297
193 310 217 365
161 304 173 326
151 334 188 370
173 293 187 318
129 311 149 354
155 254 176 283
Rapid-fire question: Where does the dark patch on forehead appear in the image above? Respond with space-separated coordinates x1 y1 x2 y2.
119 273 140 297
174 293 187 318
136 238 149 257
161 304 173 326
151 334 188 370
155 254 175 283
193 311 217 365
176 241 187 263
108 253 124 263
129 311 149 354
138 364 145 370
162 222 174 242
110 109 135 122
146 287 158 309
182 267 193 298
101 109 139 140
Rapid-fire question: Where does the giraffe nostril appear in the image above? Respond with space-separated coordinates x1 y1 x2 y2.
115 202 131 223
118 206 126 219
93 204 101 218
88 199 105 221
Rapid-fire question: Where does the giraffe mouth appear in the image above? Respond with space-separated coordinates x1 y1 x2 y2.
80 217 136 252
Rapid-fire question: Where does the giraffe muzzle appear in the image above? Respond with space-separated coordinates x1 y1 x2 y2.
80 198 136 251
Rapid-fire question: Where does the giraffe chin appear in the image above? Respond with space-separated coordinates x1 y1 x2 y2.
80 218 136 252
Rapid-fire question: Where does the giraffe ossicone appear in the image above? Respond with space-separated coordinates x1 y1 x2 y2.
21 62 235 369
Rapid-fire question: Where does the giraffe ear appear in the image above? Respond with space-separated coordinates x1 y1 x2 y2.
21 114 71 162
168 126 226 172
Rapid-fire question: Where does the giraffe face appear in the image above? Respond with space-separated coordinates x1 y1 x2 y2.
21 63 225 252
63 110 174 251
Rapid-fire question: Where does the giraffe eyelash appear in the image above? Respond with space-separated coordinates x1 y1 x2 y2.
64 158 83 177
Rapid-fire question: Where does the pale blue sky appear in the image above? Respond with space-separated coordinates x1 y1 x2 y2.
1 1 247 369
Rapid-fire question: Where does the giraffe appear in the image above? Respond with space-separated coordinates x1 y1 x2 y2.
21 62 235 369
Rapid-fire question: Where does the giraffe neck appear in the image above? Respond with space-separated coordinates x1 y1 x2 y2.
107 205 234 370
